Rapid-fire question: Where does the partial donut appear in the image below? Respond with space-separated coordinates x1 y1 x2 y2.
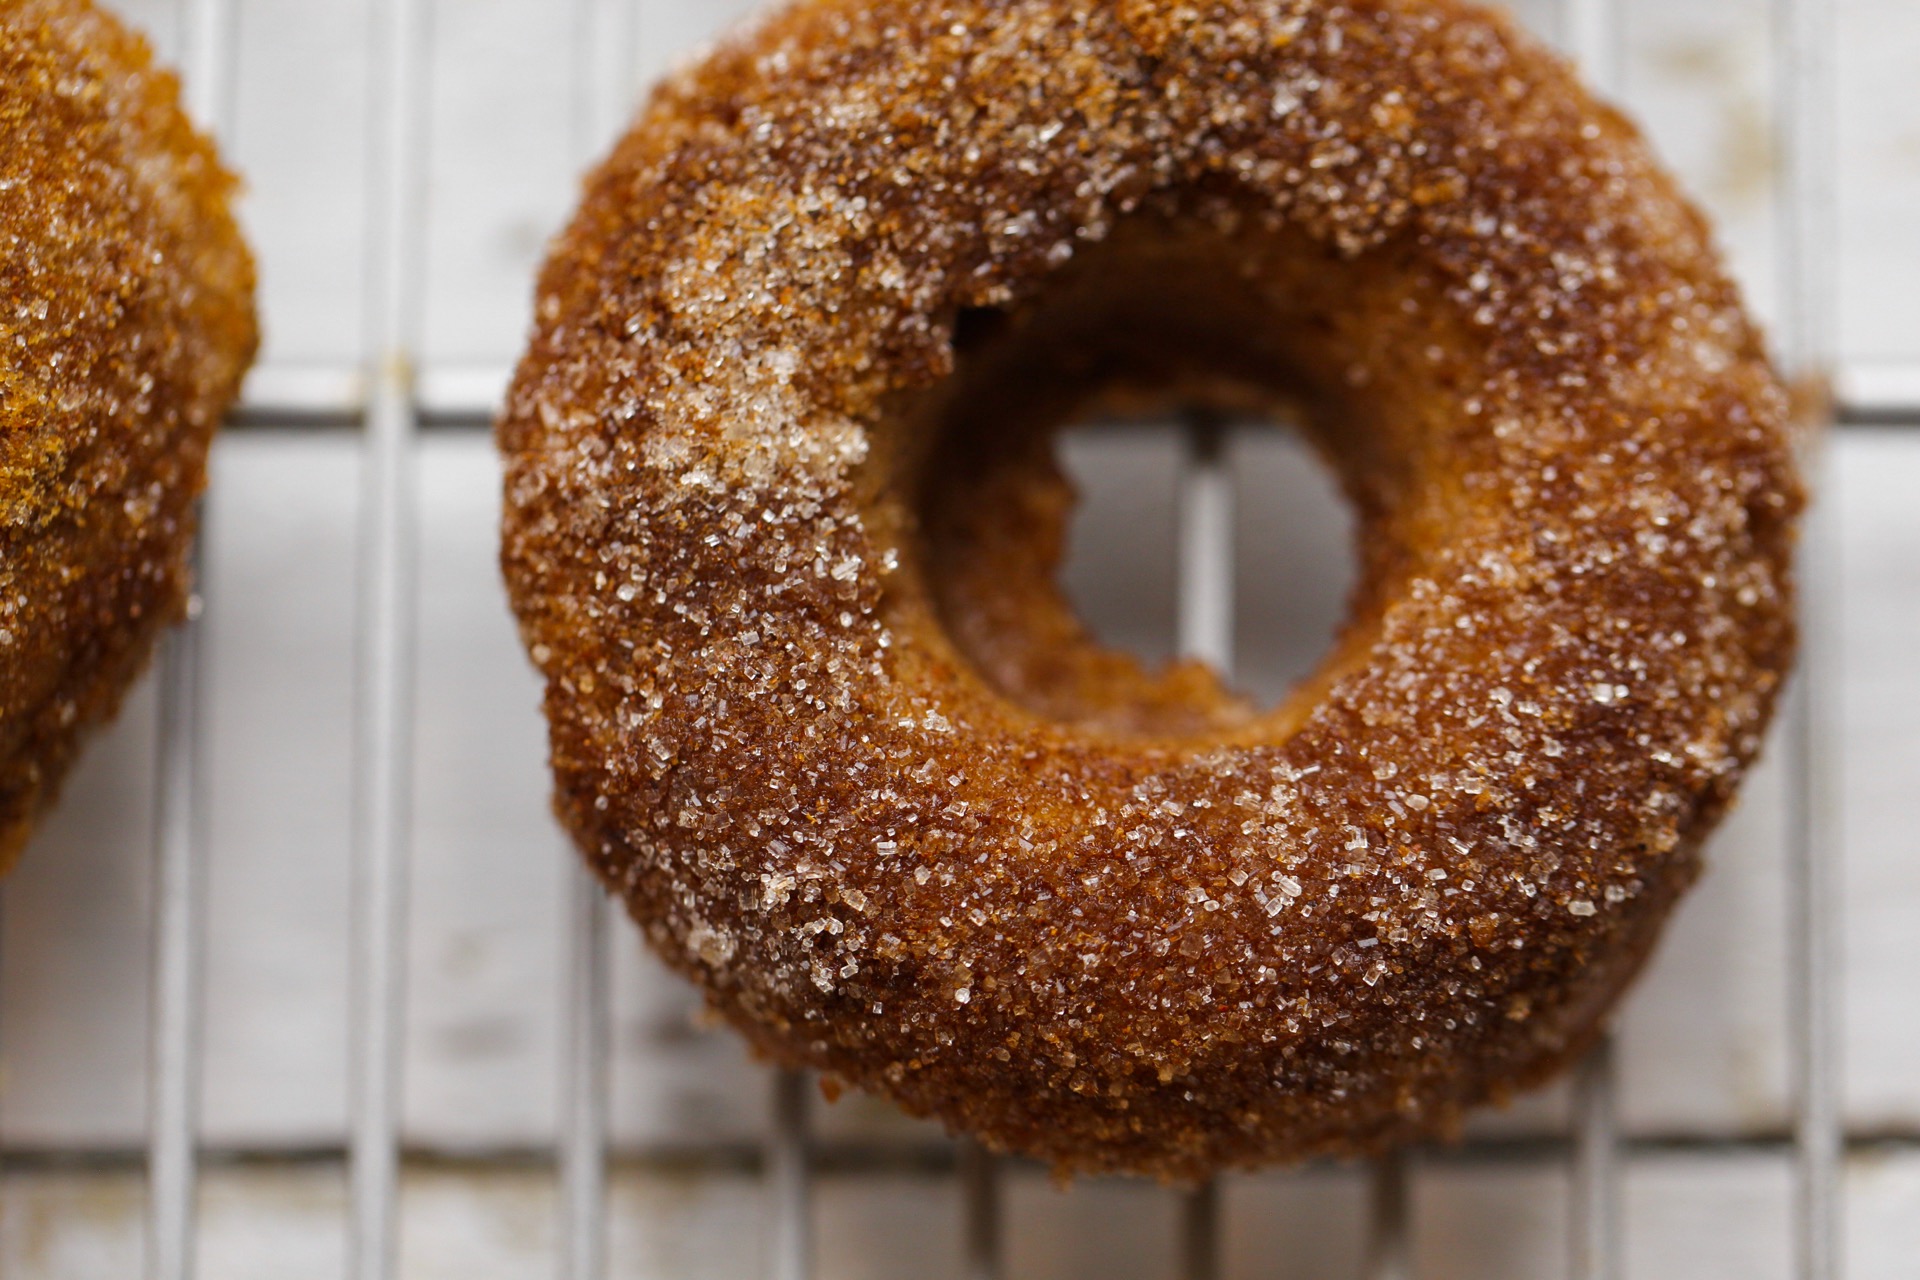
500 0 1800 1178
1 0 257 873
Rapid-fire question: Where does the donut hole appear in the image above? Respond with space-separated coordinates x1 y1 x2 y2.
1057 424 1356 710
918 410 1359 741
1052 421 1364 719
897 215 1414 742
1054 427 1183 678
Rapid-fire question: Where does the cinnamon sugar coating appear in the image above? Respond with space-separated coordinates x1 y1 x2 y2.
500 0 1800 1177
1 0 256 873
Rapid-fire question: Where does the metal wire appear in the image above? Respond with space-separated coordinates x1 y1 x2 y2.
1775 0 1844 1276
959 1136 1003 1276
1178 1179 1222 1280
959 1139 1003 1280
1174 413 1234 1280
768 1069 814 1280
1560 5 1627 1279
1565 0 1626 97
1365 1153 1413 1280
1570 1039 1622 1280
146 561 207 1280
1177 412 1235 675
559 870 611 1280
346 0 431 1274
144 0 234 1275
1837 364 1920 424
555 4 639 1278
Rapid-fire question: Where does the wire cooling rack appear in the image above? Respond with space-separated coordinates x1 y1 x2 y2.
5 0 1918 1277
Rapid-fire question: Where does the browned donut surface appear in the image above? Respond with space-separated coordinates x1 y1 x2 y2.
1 0 257 873
500 0 1800 1177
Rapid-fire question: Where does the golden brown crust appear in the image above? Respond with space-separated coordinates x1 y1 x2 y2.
0 0 257 873
500 0 1800 1178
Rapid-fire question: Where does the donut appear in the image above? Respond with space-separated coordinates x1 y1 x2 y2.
0 0 257 874
499 0 1800 1177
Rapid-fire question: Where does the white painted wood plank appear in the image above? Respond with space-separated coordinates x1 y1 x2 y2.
404 438 561 1148
605 924 772 1148
1060 431 1182 675
816 1177 968 1280
228 0 376 369
2 1170 148 1278
1836 432 1920 1130
0 681 157 1148
1615 741 1792 1136
1622 0 1781 336
111 0 181 62
197 1167 348 1280
1220 1168 1369 1280
1835 0 1920 363
395 1167 557 1278
1413 1162 1570 1280
1229 432 1352 710
1848 1150 1920 1280
606 1168 763 1280
1622 1153 1794 1280
634 0 765 100
420 0 576 372
199 434 359 1146
1003 1172 1179 1280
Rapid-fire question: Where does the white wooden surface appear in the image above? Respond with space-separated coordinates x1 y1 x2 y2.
3 0 1919 1276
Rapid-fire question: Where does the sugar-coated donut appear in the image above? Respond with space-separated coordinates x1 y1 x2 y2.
500 0 1800 1177
0 0 256 873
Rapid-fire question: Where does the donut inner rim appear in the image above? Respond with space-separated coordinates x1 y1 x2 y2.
863 205 1475 753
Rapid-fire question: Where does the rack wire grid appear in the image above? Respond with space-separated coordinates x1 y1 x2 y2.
3 0 1918 1276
